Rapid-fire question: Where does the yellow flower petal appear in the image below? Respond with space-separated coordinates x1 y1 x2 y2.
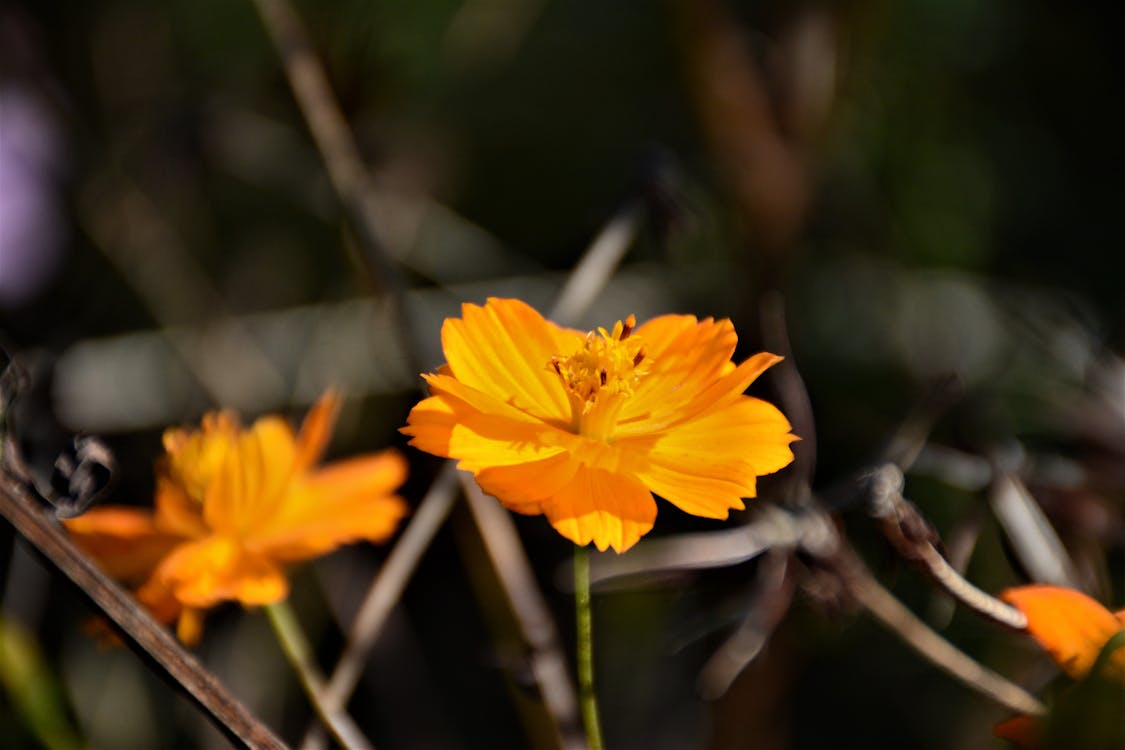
442 298 577 424
1001 585 1125 681
176 608 206 648
153 477 208 538
64 509 183 585
542 466 656 553
156 537 289 608
475 452 580 515
202 416 296 535
625 314 738 422
403 382 569 472
294 390 342 472
403 299 796 551
66 391 407 645
254 450 409 560
621 396 794 518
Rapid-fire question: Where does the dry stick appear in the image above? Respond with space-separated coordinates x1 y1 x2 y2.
247 0 422 376
297 466 461 750
759 291 816 496
549 202 643 327
696 549 794 700
867 464 1028 631
460 477 586 750
0 476 288 750
80 177 287 410
837 547 1046 717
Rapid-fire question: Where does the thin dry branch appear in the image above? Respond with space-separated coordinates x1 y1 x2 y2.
80 176 287 411
299 465 460 750
0 474 288 750
835 545 1046 716
697 550 795 699
247 0 422 375
549 202 643 327
459 476 587 750
867 464 1028 631
759 291 816 497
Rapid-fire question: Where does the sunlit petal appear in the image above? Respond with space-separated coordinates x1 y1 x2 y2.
203 416 295 535
542 467 656 553
623 396 795 517
403 387 570 472
163 410 239 501
442 298 577 423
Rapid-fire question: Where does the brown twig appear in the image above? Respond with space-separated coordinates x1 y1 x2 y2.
0 474 288 750
247 0 422 375
79 175 288 411
549 202 643 327
459 475 587 750
587 504 830 587
697 550 795 699
835 545 1046 716
298 465 460 750
759 291 816 500
867 463 1028 631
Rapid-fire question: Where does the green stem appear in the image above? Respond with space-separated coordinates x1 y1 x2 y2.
574 544 605 750
264 601 372 750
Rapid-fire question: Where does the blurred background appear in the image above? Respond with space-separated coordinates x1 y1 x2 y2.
1 0 1123 748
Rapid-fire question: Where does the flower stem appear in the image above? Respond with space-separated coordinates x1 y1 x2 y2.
574 544 605 750
264 601 373 750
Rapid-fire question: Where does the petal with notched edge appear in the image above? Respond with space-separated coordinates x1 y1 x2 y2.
255 450 409 561
542 466 656 553
623 396 796 518
442 298 577 424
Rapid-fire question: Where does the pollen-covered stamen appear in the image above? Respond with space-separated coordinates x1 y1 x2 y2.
548 315 652 425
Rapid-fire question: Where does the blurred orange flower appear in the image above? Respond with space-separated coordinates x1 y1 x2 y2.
65 392 408 644
402 297 797 552
1001 585 1125 682
994 585 1125 748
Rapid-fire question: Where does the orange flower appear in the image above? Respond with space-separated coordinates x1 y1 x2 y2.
402 297 797 552
993 585 1125 748
65 392 408 644
1001 585 1125 682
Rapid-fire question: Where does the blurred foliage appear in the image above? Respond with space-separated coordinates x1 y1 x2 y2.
0 0 1123 748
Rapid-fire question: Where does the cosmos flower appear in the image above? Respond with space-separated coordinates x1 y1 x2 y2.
993 585 1125 748
402 297 796 552
65 392 407 644
1001 585 1125 682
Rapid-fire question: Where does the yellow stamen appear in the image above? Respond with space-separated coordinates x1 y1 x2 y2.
549 315 651 438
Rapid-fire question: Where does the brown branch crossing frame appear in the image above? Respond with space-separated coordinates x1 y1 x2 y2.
0 473 289 750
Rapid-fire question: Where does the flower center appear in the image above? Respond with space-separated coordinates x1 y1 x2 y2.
549 315 651 437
